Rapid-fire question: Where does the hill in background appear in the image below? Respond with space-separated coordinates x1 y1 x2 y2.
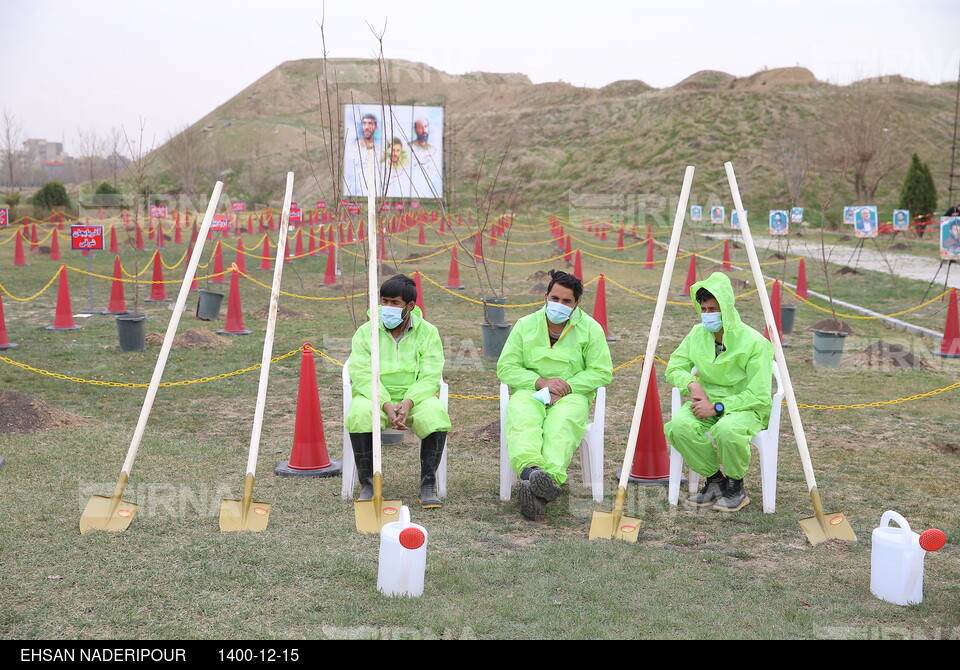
153 59 957 223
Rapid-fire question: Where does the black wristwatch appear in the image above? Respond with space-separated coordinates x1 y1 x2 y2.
713 402 725 416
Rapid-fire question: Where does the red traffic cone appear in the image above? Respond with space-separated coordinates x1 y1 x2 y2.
109 226 119 254
174 219 183 244
246 215 253 235
474 233 483 262
107 256 128 314
135 222 145 251
413 270 425 316
592 274 617 342
235 238 247 275
564 234 572 262
13 229 28 266
347 221 355 243
156 221 165 248
0 293 18 349
418 224 426 245
295 229 304 258
681 254 697 296
644 238 655 270
30 223 39 251
446 246 466 289
573 249 583 280
275 344 342 476
321 245 337 286
49 229 61 261
722 240 732 271
627 370 670 484
796 257 809 299
764 280 784 344
259 237 272 271
934 288 960 358
616 227 624 251
217 270 251 335
145 252 169 301
211 241 226 284
378 232 387 261
45 266 81 330
308 227 317 255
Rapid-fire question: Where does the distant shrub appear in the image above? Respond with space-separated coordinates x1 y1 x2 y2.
30 181 70 209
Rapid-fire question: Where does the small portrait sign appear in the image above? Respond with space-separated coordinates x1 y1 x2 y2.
710 206 724 225
690 205 702 222
769 210 789 236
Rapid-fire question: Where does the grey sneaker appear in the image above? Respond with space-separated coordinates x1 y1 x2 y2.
529 468 562 502
687 472 727 507
516 480 543 521
713 478 750 512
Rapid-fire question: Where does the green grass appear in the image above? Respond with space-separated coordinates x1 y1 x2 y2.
0 217 958 640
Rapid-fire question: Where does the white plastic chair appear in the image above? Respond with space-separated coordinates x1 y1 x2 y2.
667 363 783 513
498 384 606 502
341 359 449 500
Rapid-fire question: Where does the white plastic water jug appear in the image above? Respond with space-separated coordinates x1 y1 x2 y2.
377 505 428 597
870 511 927 606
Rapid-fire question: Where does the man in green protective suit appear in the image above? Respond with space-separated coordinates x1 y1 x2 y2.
497 270 613 520
346 274 451 509
664 272 773 512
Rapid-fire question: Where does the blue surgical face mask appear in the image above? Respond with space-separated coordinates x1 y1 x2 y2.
546 301 574 325
381 305 406 329
701 312 723 332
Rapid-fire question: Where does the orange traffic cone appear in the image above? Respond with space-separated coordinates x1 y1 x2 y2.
135 222 145 250
295 229 304 258
564 234 572 262
616 227 624 251
174 219 183 244
145 252 169 302
796 257 809 299
109 226 119 254
573 249 583 281
474 233 483 262
681 254 697 296
321 245 337 286
764 280 785 345
934 288 960 358
627 369 670 485
259 237 272 271
645 238 655 270
413 270 425 316
30 222 39 252
722 240 732 271
308 227 317 255
211 241 226 284
592 274 617 342
13 229 28 266
445 246 465 289
0 293 18 349
107 256 128 314
418 224 426 245
49 229 61 261
275 344 342 477
235 238 247 275
45 266 81 330
217 270 251 335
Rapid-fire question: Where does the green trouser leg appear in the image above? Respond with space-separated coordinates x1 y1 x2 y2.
346 395 451 439
506 392 589 486
663 403 762 480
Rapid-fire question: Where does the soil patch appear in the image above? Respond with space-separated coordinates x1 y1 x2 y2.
0 391 88 434
730 277 751 289
527 270 551 282
858 341 929 369
890 243 911 251
810 319 853 334
931 442 959 455
146 328 232 349
251 304 308 320
473 420 499 443
528 282 547 294
836 266 861 276
768 252 786 260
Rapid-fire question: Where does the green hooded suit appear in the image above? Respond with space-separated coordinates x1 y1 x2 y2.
663 272 773 480
497 305 613 485
346 305 451 438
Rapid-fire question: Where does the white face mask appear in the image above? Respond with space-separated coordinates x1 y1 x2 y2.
381 305 406 329
546 301 574 324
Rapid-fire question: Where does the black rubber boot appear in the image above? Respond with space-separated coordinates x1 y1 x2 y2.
419 431 447 509
349 432 374 500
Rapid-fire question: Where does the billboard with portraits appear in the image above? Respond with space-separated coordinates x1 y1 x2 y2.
892 209 910 232
731 209 747 230
769 210 789 235
343 104 444 200
690 205 702 222
710 206 724 224
941 217 960 260
853 206 878 238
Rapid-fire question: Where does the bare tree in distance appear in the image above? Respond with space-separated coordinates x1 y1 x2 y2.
834 82 901 202
1 107 24 187
75 127 105 187
775 124 813 207
164 123 207 196
122 118 157 315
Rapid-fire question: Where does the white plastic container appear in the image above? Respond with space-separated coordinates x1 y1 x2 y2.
871 510 926 606
377 505 428 598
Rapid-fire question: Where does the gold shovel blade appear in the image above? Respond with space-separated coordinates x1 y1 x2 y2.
79 495 139 534
354 497 402 533
219 499 271 532
589 511 643 542
799 511 856 546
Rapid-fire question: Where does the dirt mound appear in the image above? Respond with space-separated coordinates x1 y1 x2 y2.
855 341 929 369
890 243 911 250
529 282 547 294
768 252 786 260
473 420 499 443
251 304 307 320
0 391 87 434
810 319 853 334
730 67 817 90
836 266 861 276
146 328 232 349
527 270 551 282
672 70 735 91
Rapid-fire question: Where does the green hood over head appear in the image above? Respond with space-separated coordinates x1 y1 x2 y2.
690 272 743 335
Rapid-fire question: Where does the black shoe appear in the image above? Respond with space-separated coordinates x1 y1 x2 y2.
349 432 374 500
713 477 750 512
516 480 543 521
687 471 727 507
529 468 562 502
419 431 447 509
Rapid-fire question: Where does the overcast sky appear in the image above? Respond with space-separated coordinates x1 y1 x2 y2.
2 0 958 155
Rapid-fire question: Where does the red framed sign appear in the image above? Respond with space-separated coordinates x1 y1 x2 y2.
316 201 327 210
0 207 8 226
394 203 404 211
289 202 302 222
70 224 104 250
211 215 230 231
150 205 168 218
231 201 246 212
